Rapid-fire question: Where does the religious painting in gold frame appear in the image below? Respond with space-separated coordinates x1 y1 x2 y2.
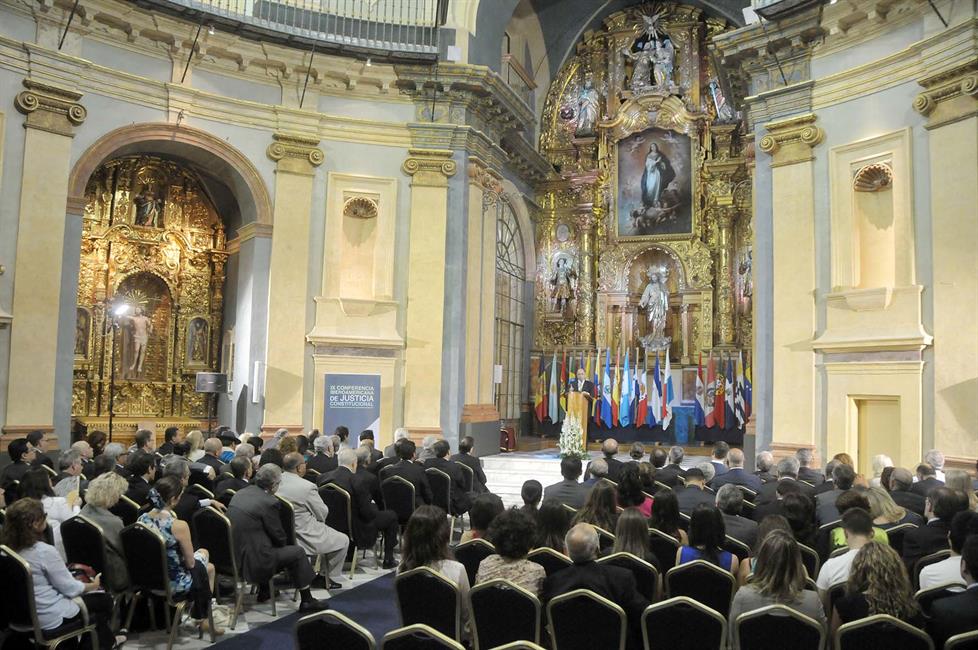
614 125 698 241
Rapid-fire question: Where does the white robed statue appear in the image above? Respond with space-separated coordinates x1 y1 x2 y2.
638 266 671 350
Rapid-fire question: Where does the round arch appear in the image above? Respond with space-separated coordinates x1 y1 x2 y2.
67 122 273 227
499 179 537 275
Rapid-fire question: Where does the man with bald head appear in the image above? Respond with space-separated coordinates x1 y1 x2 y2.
889 467 926 516
585 438 624 482
71 440 95 478
541 523 648 649
709 448 762 492
198 436 226 474
275 452 349 589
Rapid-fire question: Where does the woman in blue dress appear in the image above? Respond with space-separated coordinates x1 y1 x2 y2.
676 503 740 575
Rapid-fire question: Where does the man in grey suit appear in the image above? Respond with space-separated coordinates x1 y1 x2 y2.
716 484 758 550
544 457 589 509
227 464 329 611
815 463 856 526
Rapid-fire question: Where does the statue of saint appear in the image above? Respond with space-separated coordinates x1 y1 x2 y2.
575 80 600 137
133 188 162 227
652 38 676 89
549 256 577 315
639 267 670 346
624 41 654 93
125 306 153 376
739 249 753 299
190 319 207 362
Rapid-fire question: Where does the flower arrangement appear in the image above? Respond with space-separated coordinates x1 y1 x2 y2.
558 414 588 460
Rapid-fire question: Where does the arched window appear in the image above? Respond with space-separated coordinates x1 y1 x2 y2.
494 197 526 425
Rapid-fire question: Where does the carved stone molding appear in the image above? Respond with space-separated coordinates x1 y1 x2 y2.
467 156 503 194
266 132 324 174
912 61 978 128
402 148 457 187
759 114 824 166
14 79 86 137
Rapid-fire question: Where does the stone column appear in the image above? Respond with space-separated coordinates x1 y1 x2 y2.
3 80 86 443
402 149 457 437
914 64 978 462
758 113 823 455
261 133 323 433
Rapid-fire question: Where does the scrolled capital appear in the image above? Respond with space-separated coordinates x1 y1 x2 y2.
913 62 978 127
759 114 823 167
402 148 457 187
14 79 85 136
266 132 324 171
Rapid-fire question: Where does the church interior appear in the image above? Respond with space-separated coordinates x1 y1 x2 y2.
0 0 976 647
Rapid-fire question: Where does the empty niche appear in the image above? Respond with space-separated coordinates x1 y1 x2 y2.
852 161 895 289
339 194 379 299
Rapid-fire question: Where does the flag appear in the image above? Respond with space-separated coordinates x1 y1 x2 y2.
662 351 674 430
744 353 753 421
725 354 736 430
534 361 547 422
559 349 568 417
735 351 747 428
713 353 726 429
601 348 612 427
636 352 648 427
694 352 706 426
611 349 621 427
620 349 632 427
548 352 559 423
705 351 716 428
650 352 662 428
592 350 601 424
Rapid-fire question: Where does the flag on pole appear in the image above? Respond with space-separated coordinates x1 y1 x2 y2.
534 360 547 422
713 353 726 429
650 352 662 428
559 349 568 417
636 352 648 428
611 349 622 427
694 352 706 426
705 351 716 428
592 350 601 425
725 354 736 430
735 351 747 428
620 349 632 427
744 353 753 421
548 351 559 423
662 351 674 430
601 348 612 427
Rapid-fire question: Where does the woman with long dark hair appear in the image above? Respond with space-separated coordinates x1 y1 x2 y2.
571 481 618 533
613 507 660 569
649 489 688 544
535 498 572 552
21 468 77 556
617 463 653 517
677 504 739 573
520 480 543 520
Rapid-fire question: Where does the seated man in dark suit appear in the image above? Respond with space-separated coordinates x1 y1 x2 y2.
710 448 762 493
676 467 716 515
357 430 384 465
755 457 816 506
656 446 688 488
815 463 856 526
215 456 252 494
911 462 944 498
305 435 338 475
198 437 226 475
543 457 589 509
160 456 226 521
716 484 758 550
321 448 398 569
583 458 608 488
227 464 328 611
813 460 839 496
384 438 433 505
928 536 978 648
752 475 805 523
585 438 623 482
753 451 776 484
423 439 471 515
889 467 926 515
157 426 180 456
795 448 824 486
124 451 156 506
903 487 968 571
541 523 649 650
709 441 730 478
450 435 488 493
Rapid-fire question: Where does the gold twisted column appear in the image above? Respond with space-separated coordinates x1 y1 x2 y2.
717 208 736 345
575 212 597 346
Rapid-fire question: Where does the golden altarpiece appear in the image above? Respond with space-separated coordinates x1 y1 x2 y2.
73 156 228 436
533 4 753 380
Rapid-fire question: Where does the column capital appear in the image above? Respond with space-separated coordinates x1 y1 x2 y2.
266 132 324 173
14 79 86 137
759 114 824 167
912 61 978 129
467 155 502 193
402 148 457 187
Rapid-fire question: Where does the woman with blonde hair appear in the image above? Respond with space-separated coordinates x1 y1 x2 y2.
832 540 923 632
945 469 978 510
865 486 923 529
79 471 131 591
728 530 825 648
185 429 205 461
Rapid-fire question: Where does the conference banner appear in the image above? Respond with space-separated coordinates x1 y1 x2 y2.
323 373 381 436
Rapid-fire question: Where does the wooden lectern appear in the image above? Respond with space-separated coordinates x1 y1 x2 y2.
567 391 591 448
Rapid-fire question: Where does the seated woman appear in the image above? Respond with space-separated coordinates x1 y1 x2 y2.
2 498 122 649
637 462 656 494
865 486 923 529
728 530 825 649
829 492 889 552
477 508 546 595
136 476 223 636
649 490 688 545
781 492 816 548
460 493 505 544
21 468 79 557
617 464 653 518
185 430 205 463
519 480 542 521
535 498 572 553
77 472 131 593
945 470 978 511
737 514 793 586
676 504 740 575
832 540 923 633
613 507 661 570
571 481 618 536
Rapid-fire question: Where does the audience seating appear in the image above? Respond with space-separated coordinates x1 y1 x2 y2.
191 506 249 627
678 512 691 532
453 538 496 586
665 559 736 617
61 516 109 580
526 547 572 576
485 642 547 650
109 495 140 527
835 614 934 650
648 528 681 572
1 543 99 650
642 596 726 650
187 484 214 500
884 522 917 557
216 488 236 508
319 483 368 579
653 480 672 493
945 630 978 650
914 550 952 590
814 521 841 562
121 523 217 650
395 567 462 642
380 624 464 650
594 525 616 550
597 552 660 601
734 604 825 650
547 588 626 650
425 467 458 538
381 475 417 527
560 503 578 516
829 546 848 559
736 485 758 503
304 468 320 482
798 543 820 579
454 462 474 493
827 583 847 617
469 578 541 649
914 583 965 617
294 609 375 650
722 535 751 561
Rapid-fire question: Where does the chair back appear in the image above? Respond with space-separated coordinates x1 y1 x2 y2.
320 483 354 537
722 535 751 561
61 515 108 575
547 588 626 650
946 630 978 650
294 609 376 650
594 525 616 551
304 468 321 482
191 507 239 581
798 543 820 579
526 547 572 576
815 520 841 562
835 614 934 650
648 528 681 572
914 549 952 589
425 468 453 515
561 503 578 517
382 475 417 525
275 494 297 546
642 596 726 650
395 566 461 641
914 582 965 617
216 488 236 507
884 522 916 557
470 579 540 649
381 624 464 650
188 483 215 499
665 559 736 616
0 544 40 634
120 522 173 600
678 511 691 531
454 462 474 493
598 552 660 601
110 494 140 526
735 604 824 650
736 485 758 502
453 538 496 586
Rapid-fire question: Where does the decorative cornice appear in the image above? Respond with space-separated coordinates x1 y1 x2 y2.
912 60 978 128
402 148 457 187
759 114 824 166
229 221 275 253
467 155 503 193
266 132 324 169
14 78 86 136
